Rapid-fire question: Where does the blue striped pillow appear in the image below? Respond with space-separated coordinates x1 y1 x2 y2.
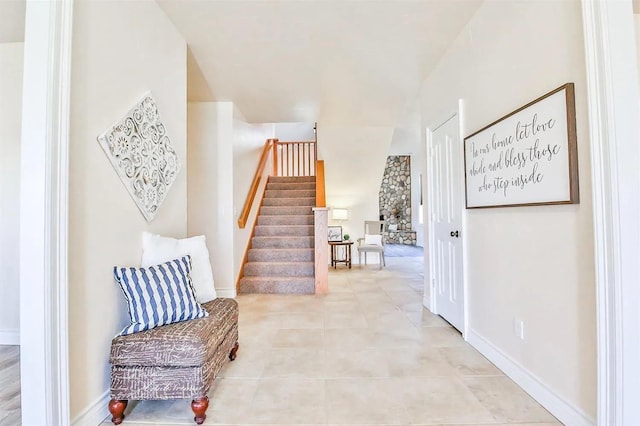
113 255 208 336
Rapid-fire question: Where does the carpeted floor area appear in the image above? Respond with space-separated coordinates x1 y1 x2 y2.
384 243 424 257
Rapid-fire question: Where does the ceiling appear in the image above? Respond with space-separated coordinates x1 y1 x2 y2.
3 0 482 153
157 0 482 135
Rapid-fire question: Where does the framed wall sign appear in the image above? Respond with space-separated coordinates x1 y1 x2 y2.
464 83 579 209
327 226 343 242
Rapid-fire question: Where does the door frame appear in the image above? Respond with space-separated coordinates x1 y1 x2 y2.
24 0 639 423
424 99 468 337
19 0 73 424
581 1 640 423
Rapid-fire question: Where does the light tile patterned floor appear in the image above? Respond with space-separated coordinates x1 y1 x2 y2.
107 257 561 425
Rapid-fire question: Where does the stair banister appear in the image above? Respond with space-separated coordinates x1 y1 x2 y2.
237 138 278 229
315 160 326 208
314 159 328 294
274 141 317 177
236 135 328 295
238 139 321 228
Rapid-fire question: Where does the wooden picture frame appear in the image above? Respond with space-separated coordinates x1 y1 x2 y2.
327 226 343 242
464 83 579 209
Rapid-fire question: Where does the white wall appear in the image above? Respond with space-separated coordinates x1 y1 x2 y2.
636 14 640 81
320 125 393 263
188 102 274 295
0 42 23 344
232 108 274 281
68 0 187 420
188 102 235 297
274 122 315 141
420 1 595 422
388 124 425 246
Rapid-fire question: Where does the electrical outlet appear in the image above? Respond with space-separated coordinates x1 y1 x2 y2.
514 319 525 340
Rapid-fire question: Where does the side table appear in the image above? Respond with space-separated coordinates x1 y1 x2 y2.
329 241 354 269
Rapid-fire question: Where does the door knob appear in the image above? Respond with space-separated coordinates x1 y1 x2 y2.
450 230 459 238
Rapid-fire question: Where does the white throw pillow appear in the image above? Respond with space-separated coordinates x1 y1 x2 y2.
364 234 383 246
141 232 217 302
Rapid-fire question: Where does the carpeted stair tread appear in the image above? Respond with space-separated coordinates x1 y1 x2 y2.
254 225 314 237
261 197 316 207
268 176 315 183
267 182 316 190
257 215 314 226
240 175 318 295
265 189 316 198
259 206 314 216
248 248 314 262
251 236 314 249
243 261 314 277
238 276 315 294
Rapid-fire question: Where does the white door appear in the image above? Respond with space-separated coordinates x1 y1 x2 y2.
427 114 465 332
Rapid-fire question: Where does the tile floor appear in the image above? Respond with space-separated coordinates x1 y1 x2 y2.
106 257 561 425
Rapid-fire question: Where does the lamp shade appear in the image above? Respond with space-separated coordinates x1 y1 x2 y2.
332 208 349 220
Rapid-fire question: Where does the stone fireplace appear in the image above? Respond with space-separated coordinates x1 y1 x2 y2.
379 155 417 245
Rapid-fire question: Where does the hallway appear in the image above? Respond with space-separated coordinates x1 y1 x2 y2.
106 257 560 425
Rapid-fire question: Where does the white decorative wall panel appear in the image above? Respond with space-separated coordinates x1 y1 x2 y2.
97 93 180 221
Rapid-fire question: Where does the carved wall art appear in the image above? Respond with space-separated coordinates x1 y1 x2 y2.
97 93 180 221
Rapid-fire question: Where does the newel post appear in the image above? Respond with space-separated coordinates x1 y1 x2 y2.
313 207 329 294
272 139 279 176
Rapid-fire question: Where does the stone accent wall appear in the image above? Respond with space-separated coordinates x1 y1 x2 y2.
385 229 417 245
379 156 416 245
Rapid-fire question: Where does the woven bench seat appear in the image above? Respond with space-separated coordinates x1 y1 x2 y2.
108 298 239 425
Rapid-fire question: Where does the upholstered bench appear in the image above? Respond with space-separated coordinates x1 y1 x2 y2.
108 298 239 425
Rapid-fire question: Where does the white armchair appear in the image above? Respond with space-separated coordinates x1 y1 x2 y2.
357 220 386 269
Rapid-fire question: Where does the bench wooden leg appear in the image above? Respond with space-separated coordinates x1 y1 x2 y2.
108 399 127 425
191 396 209 425
229 341 239 361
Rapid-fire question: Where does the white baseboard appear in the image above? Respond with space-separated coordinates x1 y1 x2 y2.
0 330 19 345
467 329 595 426
71 389 109 426
217 288 237 298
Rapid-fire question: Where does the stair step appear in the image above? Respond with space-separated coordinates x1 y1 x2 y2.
260 206 313 216
264 189 316 198
251 236 314 249
239 276 315 294
257 215 314 226
244 262 314 277
254 225 314 237
240 174 318 295
267 182 316 190
248 248 314 262
269 176 315 183
261 197 316 207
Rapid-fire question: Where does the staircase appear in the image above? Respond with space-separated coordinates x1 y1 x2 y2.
239 176 316 294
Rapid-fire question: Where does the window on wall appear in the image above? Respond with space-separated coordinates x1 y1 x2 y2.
419 173 423 224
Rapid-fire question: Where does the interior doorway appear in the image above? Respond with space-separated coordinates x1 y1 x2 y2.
425 108 466 333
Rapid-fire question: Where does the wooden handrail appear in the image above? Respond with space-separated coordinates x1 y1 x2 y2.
237 139 276 228
316 160 326 207
238 138 320 228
